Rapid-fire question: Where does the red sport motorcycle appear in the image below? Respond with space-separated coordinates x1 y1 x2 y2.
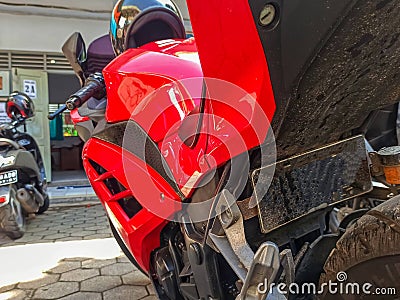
50 0 400 299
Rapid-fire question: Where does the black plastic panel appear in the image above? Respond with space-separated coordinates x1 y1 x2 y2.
252 135 372 233
361 103 399 150
248 0 400 158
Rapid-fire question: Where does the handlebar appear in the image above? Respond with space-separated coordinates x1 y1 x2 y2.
48 73 106 120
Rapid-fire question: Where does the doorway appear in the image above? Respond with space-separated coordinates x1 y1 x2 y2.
48 73 86 184
12 68 52 181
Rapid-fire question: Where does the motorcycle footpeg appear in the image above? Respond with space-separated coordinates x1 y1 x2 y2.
237 242 283 300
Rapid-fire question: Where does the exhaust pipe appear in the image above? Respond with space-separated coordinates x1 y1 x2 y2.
16 188 39 213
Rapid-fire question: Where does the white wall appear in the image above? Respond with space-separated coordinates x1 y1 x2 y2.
0 0 112 53
3 0 115 11
0 0 190 53
0 13 109 53
174 0 192 32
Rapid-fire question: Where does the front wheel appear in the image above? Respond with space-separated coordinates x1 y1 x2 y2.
0 185 26 239
320 196 400 299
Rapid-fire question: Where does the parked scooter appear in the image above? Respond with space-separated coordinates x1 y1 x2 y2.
0 92 49 239
52 0 400 299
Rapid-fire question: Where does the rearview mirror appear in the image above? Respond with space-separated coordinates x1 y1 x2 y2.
62 32 87 86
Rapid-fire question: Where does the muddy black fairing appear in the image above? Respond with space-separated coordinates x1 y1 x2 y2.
248 0 400 158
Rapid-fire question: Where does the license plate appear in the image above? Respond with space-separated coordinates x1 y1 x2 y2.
252 135 372 233
0 170 18 186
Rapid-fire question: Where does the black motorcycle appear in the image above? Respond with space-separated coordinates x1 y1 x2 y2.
0 92 49 239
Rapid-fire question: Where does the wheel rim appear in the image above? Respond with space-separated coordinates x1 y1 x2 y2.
10 188 24 229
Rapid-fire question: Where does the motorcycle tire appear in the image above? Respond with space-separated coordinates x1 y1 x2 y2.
319 195 400 299
0 185 26 239
37 194 50 215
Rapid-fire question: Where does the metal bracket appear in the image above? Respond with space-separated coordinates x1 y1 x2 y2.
209 189 254 282
216 189 254 270
369 151 384 176
209 189 285 300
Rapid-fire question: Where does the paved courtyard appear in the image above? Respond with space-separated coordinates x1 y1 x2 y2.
0 203 156 300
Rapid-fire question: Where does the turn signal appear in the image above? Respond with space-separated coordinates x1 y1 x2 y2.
378 146 400 185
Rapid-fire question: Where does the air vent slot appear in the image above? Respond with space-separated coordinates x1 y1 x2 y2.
46 54 71 71
104 177 126 196
11 52 43 69
89 159 107 175
88 159 142 218
89 159 127 195
118 197 143 219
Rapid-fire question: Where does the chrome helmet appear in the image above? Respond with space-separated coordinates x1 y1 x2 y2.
110 0 186 55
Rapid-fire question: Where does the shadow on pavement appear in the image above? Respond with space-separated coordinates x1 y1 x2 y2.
0 204 155 300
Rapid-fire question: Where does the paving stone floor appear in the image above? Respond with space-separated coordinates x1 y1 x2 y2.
0 204 156 300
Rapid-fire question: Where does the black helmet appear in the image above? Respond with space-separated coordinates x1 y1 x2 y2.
6 92 35 120
110 0 186 55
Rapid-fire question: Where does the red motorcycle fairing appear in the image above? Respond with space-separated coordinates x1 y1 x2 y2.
83 137 181 271
103 38 203 127
186 0 276 122
84 6 278 270
102 39 275 192
102 39 210 194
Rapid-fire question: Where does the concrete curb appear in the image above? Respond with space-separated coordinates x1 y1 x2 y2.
49 197 100 208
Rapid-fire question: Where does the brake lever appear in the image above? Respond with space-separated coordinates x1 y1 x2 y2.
48 104 68 120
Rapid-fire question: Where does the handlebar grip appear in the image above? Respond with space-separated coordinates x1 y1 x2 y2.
66 73 106 110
